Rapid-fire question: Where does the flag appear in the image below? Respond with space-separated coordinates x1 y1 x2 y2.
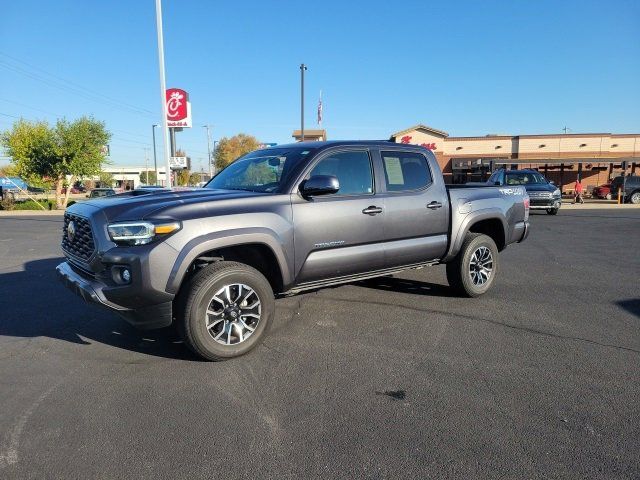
317 90 323 126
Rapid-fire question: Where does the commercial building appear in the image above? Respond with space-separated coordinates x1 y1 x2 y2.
96 166 169 190
390 125 640 193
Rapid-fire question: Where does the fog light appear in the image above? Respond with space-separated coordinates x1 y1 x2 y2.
122 269 131 283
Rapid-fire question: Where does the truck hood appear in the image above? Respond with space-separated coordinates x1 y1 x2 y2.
522 183 557 193
75 188 268 222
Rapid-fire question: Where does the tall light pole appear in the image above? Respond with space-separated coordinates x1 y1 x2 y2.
152 124 158 184
203 125 213 178
155 0 172 187
300 63 307 142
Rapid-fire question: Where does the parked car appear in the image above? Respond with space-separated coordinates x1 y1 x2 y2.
62 186 87 194
57 141 530 361
592 183 612 200
609 175 640 204
487 168 561 215
87 188 116 198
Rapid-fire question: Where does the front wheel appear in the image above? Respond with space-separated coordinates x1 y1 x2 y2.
605 193 612 200
446 233 499 297
178 261 274 361
546 208 558 215
630 191 640 204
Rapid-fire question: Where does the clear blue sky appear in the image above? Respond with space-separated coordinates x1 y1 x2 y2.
1 0 639 169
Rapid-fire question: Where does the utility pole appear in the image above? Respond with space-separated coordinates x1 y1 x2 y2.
203 125 213 178
144 148 150 184
562 126 571 134
300 63 307 142
155 0 172 187
152 124 158 184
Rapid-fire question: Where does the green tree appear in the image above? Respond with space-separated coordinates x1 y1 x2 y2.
98 171 115 187
189 172 201 186
139 170 157 185
2 117 110 209
214 133 260 171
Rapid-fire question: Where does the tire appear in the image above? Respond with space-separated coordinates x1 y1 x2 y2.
630 191 640 205
446 233 499 298
546 208 558 215
178 261 274 361
605 193 612 200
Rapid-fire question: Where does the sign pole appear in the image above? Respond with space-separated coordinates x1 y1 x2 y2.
155 0 172 187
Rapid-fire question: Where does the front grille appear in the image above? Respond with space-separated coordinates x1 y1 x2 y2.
62 213 96 262
528 191 552 199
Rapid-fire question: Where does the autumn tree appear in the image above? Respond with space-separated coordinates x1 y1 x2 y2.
214 133 260 171
1 117 110 208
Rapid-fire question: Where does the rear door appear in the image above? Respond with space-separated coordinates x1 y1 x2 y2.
291 148 386 284
376 149 449 267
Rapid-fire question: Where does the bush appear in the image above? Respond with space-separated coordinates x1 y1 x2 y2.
12 199 53 210
0 195 16 210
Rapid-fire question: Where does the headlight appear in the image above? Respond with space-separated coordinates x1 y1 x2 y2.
107 221 181 246
553 189 561 197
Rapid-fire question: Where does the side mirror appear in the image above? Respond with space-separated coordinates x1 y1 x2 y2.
300 175 340 197
549 180 555 185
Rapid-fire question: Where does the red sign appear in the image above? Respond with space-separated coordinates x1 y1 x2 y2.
165 88 191 128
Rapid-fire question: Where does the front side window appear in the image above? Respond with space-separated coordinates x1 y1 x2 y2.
381 151 432 191
308 150 373 195
207 147 315 193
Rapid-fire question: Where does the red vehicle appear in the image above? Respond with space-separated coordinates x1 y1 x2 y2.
592 183 612 200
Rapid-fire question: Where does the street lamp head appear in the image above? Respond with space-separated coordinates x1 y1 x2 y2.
153 124 158 128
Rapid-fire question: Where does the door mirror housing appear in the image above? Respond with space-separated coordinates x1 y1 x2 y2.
549 180 555 185
300 175 340 197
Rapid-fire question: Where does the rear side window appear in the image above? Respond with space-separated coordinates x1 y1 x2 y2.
309 150 373 195
381 151 432 191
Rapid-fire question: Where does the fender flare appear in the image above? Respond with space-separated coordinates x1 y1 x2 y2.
165 227 292 294
443 209 508 262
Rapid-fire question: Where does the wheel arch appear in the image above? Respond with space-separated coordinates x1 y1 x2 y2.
444 210 508 262
166 228 291 295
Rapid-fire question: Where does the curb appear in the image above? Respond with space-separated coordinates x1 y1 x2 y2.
0 210 66 216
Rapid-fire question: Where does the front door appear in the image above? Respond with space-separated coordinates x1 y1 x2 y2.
377 150 449 267
292 149 385 284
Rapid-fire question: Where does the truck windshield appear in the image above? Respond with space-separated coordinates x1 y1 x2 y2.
505 172 548 185
206 147 315 193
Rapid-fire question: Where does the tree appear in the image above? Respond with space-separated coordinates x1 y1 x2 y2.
139 170 157 185
2 117 110 209
189 172 201 186
214 133 260 171
176 169 190 186
98 171 115 187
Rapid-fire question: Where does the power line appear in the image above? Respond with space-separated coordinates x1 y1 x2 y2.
0 55 157 119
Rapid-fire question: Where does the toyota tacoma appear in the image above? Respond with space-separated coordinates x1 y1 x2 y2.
57 141 530 361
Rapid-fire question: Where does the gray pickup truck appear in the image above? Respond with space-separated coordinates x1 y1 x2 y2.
57 141 530 360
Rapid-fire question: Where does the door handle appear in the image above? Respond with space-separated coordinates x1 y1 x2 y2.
427 201 443 209
362 206 383 215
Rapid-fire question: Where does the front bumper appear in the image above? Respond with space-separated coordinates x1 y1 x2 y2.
529 198 561 210
56 261 174 330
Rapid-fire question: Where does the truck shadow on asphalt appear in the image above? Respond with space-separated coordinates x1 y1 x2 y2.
354 276 456 297
0 257 198 361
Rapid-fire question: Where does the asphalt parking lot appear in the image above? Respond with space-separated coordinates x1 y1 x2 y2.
0 209 638 479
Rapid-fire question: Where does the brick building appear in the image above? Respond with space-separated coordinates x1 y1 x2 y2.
390 124 640 193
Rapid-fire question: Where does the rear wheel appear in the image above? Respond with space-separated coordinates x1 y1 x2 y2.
178 261 274 361
546 208 558 215
446 233 499 297
605 193 612 200
630 191 640 204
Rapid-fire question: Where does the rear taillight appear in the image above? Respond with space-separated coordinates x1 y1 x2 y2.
524 197 530 220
